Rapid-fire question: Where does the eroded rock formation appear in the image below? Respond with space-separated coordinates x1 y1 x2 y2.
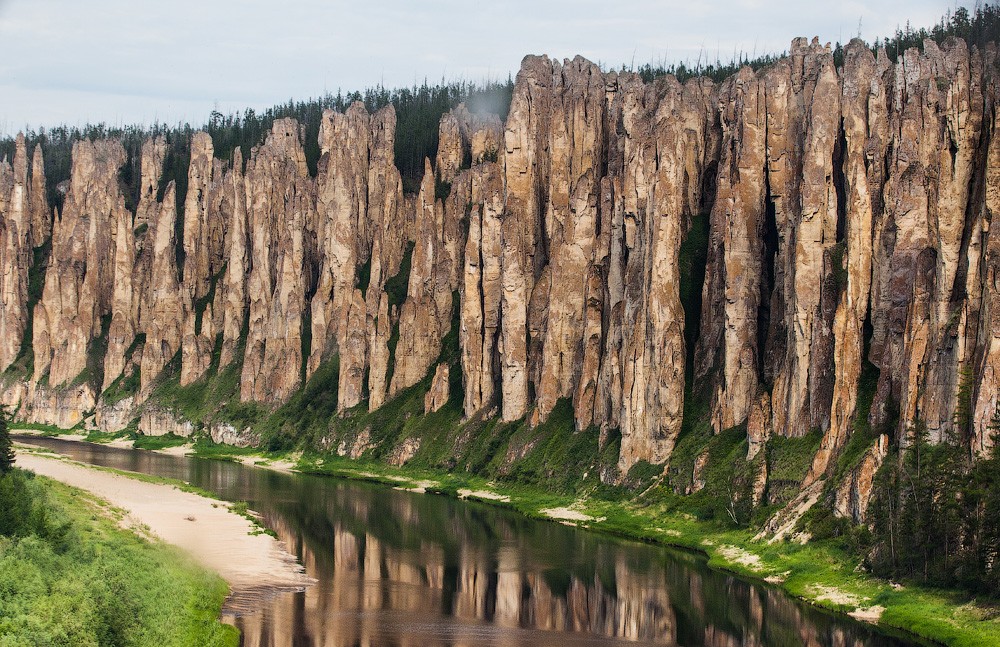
834 434 889 523
140 182 184 395
241 120 314 403
3 36 1000 516
0 135 33 373
33 139 127 388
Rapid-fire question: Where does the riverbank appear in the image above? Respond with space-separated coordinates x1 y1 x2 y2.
17 431 1000 647
0 464 238 646
14 449 312 616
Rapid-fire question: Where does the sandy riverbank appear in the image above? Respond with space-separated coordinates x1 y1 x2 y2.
15 451 313 615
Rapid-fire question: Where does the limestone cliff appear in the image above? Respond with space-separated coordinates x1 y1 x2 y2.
0 135 33 373
4 35 1000 528
180 132 224 386
140 182 184 396
241 119 314 403
33 139 127 389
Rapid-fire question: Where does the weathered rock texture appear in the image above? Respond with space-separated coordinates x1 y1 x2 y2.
219 148 248 369
834 434 889 522
3 37 1000 513
460 163 505 418
424 363 450 413
308 103 409 412
0 135 33 372
29 145 51 248
240 120 314 403
180 132 224 386
33 139 127 388
389 158 456 396
140 182 184 395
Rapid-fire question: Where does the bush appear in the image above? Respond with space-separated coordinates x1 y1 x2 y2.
0 470 68 543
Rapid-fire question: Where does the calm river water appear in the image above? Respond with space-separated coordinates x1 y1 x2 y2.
16 435 923 647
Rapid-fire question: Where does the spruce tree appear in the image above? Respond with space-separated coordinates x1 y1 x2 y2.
0 405 14 474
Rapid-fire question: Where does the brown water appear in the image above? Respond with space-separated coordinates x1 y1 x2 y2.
17 435 925 647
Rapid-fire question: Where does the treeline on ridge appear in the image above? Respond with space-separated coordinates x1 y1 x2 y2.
2 3 997 217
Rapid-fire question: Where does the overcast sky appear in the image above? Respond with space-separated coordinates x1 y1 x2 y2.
0 0 956 136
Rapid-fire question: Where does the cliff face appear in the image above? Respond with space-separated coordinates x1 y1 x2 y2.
241 119 314 403
34 140 127 389
3 35 999 526
0 135 34 374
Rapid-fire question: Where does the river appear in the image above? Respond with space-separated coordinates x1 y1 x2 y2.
16 435 923 647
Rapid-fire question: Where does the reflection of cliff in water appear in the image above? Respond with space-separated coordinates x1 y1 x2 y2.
234 478 907 647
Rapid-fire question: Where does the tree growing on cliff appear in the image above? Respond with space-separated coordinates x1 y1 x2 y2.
0 405 14 473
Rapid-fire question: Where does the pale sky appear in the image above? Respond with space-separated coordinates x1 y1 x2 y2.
0 0 955 136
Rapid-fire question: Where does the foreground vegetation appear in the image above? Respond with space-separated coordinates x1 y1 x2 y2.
0 457 238 646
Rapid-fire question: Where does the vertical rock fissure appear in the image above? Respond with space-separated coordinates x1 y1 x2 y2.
759 171 779 385
834 119 848 245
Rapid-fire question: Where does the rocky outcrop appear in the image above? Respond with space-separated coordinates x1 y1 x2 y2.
834 434 889 523
973 66 1000 454
0 135 33 372
460 163 504 417
219 149 248 369
478 55 711 459
861 39 987 447
691 38 999 469
364 107 407 411
437 104 503 183
767 39 842 441
498 56 550 422
309 103 370 393
29 144 50 248
303 103 410 412
94 395 138 433
338 289 368 410
33 139 127 387
367 292 393 411
240 120 314 403
600 72 714 470
531 57 604 427
389 159 454 395
139 406 195 437
21 383 95 429
807 41 889 483
180 132 222 386
209 421 259 447
140 182 184 394
436 111 464 184
695 66 767 433
105 137 170 393
691 451 710 493
135 137 167 229
131 137 168 351
747 393 772 461
102 193 138 390
424 363 449 413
